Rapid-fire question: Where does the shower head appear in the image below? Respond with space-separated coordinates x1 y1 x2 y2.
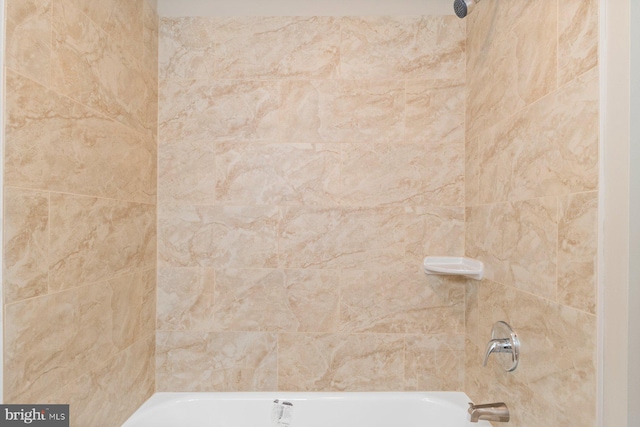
453 0 481 18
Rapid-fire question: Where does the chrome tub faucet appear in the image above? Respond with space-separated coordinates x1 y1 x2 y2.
468 402 510 423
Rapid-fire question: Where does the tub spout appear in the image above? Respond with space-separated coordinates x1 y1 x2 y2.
468 402 510 423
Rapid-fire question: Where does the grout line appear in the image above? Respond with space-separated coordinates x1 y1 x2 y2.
3 185 157 207
4 265 157 308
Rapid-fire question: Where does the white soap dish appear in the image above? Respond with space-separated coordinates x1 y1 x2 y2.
423 256 484 280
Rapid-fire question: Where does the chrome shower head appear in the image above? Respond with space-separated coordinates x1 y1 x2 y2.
453 0 481 18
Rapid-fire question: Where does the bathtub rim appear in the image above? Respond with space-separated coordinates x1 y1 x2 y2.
122 390 481 426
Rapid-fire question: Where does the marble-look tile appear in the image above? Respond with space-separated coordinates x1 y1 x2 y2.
109 269 156 351
49 335 155 427
405 79 465 144
404 334 464 391
5 71 156 204
4 283 119 402
158 205 279 268
466 0 557 137
466 198 557 300
476 281 596 427
214 269 339 333
65 0 143 61
463 337 485 403
141 0 160 131
159 79 281 143
279 207 463 270
465 135 480 206
52 0 149 131
143 0 159 78
159 17 216 80
214 17 340 79
141 79 159 143
478 68 599 204
5 0 51 87
558 0 598 86
340 270 464 334
3 188 49 304
215 143 341 206
282 269 341 332
157 268 216 331
339 143 463 207
558 192 598 314
277 333 404 391
158 138 217 205
421 206 466 257
48 193 156 291
156 331 277 391
279 80 405 143
340 16 465 80
138 69 160 139
464 282 479 348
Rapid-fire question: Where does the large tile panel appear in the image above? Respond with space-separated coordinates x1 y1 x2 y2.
158 205 279 268
158 137 217 205
558 192 598 314
159 79 282 143
279 206 463 270
214 142 341 207
5 0 51 87
478 68 599 204
3 188 49 304
279 80 405 143
558 0 598 86
466 0 558 137
214 269 340 333
340 16 465 80
277 333 404 391
214 17 340 80
466 198 557 300
109 269 156 351
156 331 277 391
52 0 149 131
5 71 156 204
404 334 464 391
49 335 155 427
339 143 463 207
157 267 216 332
48 193 156 291
159 17 216 80
5 284 119 402
339 271 464 334
405 79 465 145
143 0 159 79
65 0 144 61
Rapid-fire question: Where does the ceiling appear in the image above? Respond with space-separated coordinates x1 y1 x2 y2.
157 0 456 17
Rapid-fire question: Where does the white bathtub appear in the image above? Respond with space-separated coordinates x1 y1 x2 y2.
121 392 491 427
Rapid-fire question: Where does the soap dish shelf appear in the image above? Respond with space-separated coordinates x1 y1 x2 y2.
423 257 484 280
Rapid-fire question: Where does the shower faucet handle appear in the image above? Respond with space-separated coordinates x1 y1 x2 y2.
482 321 520 372
483 339 513 366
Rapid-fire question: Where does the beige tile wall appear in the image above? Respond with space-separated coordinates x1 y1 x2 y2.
464 0 599 426
3 0 158 425
157 15 468 392
3 0 600 421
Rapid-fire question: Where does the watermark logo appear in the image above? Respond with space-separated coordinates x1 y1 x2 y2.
0 405 68 426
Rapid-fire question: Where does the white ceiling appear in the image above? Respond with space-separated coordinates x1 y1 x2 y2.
157 0 456 17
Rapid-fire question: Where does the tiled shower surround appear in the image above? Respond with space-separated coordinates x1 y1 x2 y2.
156 15 468 392
2 0 599 426
464 1 599 426
3 0 158 425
